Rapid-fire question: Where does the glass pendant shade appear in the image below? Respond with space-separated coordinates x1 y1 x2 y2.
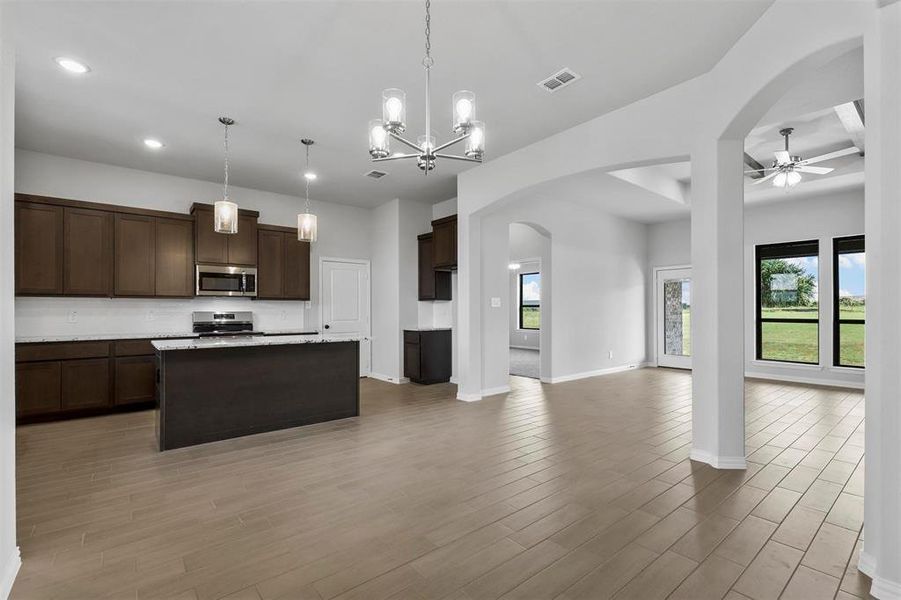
465 121 485 159
452 90 475 133
369 119 390 158
214 199 238 234
382 88 406 133
773 172 787 188
297 212 318 242
786 171 802 187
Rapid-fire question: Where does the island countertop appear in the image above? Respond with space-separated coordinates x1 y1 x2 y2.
152 333 368 351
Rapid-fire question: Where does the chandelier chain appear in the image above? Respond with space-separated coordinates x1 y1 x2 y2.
422 0 433 69
223 121 230 201
304 142 311 212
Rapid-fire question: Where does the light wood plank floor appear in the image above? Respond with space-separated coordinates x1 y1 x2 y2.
13 369 871 600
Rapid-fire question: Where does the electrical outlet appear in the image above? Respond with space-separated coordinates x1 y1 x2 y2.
490 297 501 308
608 350 614 359
280 310 287 321
67 310 78 323
146 310 155 321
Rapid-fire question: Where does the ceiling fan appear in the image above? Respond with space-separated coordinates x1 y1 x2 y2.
748 127 859 188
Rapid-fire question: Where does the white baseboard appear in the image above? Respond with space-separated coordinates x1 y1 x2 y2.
859 550 877 578
481 385 511 397
543 363 644 384
744 370 864 390
367 372 409 385
690 448 747 470
0 546 21 600
872 575 901 600
509 345 539 351
456 391 482 402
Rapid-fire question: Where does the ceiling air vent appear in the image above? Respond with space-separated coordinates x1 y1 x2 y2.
537 68 582 93
364 169 388 180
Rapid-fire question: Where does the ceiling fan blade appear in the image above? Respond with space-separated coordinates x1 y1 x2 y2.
774 151 791 165
796 166 833 175
800 146 860 165
745 167 775 174
752 171 780 185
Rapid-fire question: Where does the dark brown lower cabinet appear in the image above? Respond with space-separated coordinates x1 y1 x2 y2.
403 329 452 384
115 356 156 405
15 338 170 422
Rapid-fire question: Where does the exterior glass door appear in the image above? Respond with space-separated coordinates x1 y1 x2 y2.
657 267 692 369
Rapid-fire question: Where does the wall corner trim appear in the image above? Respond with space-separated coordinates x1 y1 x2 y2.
689 448 747 470
858 550 877 578
0 546 21 600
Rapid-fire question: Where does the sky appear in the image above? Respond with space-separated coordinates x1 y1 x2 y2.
522 273 540 305
838 252 866 297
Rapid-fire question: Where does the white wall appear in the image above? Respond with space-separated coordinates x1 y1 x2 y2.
646 190 865 388
508 223 545 350
0 6 19 597
14 150 373 337
479 194 647 391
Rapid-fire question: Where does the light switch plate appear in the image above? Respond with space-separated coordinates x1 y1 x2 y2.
490 297 501 308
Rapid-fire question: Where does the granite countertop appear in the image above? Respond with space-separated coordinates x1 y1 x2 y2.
403 327 452 332
152 334 368 351
16 332 200 344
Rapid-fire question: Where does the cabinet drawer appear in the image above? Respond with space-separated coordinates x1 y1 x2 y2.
403 331 421 344
16 341 110 362
114 339 155 357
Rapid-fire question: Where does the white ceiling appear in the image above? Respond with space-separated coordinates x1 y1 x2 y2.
12 0 773 208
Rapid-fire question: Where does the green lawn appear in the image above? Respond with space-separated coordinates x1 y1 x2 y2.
521 307 540 330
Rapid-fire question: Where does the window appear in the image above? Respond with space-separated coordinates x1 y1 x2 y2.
834 236 865 368
519 272 540 330
756 240 819 364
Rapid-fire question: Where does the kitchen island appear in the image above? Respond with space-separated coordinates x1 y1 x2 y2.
153 334 361 450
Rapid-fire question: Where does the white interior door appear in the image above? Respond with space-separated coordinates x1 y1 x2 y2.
656 267 692 369
321 258 371 376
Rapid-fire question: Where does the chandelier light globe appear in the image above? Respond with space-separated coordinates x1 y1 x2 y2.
465 121 485 159
369 119 390 158
382 89 406 133
452 90 475 133
214 200 238 234
297 212 317 243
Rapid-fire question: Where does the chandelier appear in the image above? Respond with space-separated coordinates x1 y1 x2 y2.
297 138 318 242
214 117 238 234
368 0 485 173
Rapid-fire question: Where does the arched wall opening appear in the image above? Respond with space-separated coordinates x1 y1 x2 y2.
508 222 551 383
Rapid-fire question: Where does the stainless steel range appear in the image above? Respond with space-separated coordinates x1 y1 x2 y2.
192 311 255 337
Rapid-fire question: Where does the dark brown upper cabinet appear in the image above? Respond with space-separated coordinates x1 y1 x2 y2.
431 215 457 270
257 225 311 300
64 207 113 296
154 217 194 297
15 201 64 295
418 233 451 301
191 204 259 266
114 214 156 296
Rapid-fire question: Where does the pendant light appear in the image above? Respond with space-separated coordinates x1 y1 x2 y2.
214 117 239 234
297 138 318 242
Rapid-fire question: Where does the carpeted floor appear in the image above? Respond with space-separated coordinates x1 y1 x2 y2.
509 347 540 379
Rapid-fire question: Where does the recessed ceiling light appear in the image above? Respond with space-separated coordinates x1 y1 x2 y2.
54 57 90 74
303 171 317 181
143 138 164 150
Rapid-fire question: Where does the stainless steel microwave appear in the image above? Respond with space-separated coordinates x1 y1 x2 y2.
195 265 257 297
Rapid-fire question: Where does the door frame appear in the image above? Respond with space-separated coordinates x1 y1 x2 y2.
654 265 692 369
319 256 372 376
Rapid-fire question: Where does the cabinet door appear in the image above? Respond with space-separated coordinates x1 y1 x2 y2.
404 340 421 381
61 358 110 409
155 218 194 297
257 229 285 299
115 356 156 405
228 215 258 266
194 208 228 264
64 207 112 296
431 216 457 269
15 202 64 295
418 235 436 300
114 214 156 296
284 235 311 300
16 362 61 416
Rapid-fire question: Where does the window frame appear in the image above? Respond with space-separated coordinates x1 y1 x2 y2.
755 239 820 365
833 235 865 369
518 271 540 331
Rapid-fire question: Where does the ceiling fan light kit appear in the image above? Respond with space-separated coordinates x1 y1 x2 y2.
748 126 859 189
367 0 485 174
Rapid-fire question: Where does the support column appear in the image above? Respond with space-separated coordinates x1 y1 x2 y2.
689 137 746 469
456 210 483 401
861 2 901 598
